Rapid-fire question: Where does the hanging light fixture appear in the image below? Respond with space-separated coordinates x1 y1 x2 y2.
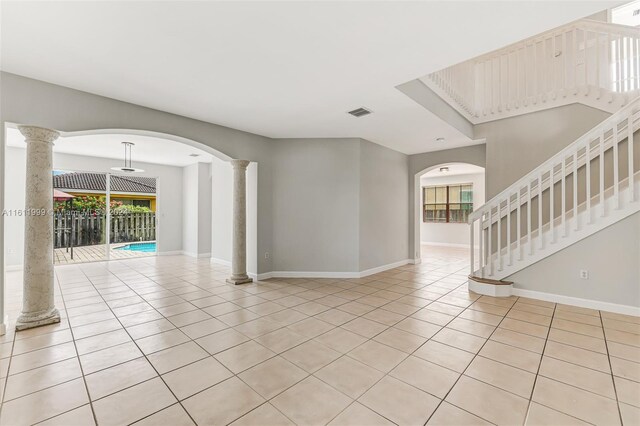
111 142 144 173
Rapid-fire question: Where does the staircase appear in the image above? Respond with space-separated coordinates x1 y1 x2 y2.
468 96 640 296
423 19 640 124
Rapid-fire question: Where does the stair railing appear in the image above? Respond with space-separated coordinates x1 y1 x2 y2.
469 96 640 278
426 19 640 123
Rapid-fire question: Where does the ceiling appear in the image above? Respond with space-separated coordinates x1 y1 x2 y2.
0 1 620 155
422 163 485 179
6 128 212 167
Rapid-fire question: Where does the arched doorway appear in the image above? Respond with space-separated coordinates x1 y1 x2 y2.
413 162 485 268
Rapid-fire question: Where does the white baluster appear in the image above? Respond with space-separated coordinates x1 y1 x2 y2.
600 130 606 217
562 157 567 236
629 116 635 202
528 181 533 255
498 201 502 271
533 42 538 103
608 32 614 93
517 188 522 261
507 194 512 266
542 37 547 101
550 163 556 242
562 30 568 97
614 122 620 209
539 172 544 249
595 30 601 98
573 151 579 231
586 139 592 223
584 30 589 95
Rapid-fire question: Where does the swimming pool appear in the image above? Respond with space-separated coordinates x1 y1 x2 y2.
114 242 157 253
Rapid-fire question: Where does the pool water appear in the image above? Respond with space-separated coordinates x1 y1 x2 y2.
114 242 157 253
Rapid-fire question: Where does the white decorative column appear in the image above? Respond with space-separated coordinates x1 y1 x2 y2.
16 126 61 331
226 160 253 285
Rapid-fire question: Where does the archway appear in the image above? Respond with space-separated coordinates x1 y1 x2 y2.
413 162 485 266
2 123 258 331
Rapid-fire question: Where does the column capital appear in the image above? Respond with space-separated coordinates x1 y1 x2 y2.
18 125 60 144
230 159 250 170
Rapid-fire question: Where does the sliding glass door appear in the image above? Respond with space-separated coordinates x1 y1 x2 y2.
53 170 157 264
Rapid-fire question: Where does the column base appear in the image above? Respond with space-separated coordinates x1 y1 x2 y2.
226 276 253 285
15 308 60 331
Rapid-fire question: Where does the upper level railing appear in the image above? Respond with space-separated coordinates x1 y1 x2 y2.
468 96 640 279
425 19 640 123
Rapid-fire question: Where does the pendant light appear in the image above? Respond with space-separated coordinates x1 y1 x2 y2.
111 142 144 173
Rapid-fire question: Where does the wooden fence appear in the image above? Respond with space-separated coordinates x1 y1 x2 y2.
54 211 156 248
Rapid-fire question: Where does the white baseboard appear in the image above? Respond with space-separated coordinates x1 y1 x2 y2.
421 242 479 249
512 287 640 317
211 257 231 267
359 259 412 278
255 272 274 281
180 251 211 259
264 259 412 280
157 250 184 256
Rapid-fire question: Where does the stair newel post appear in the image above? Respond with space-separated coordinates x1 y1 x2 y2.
488 206 493 277
629 116 635 202
479 213 484 278
469 218 474 275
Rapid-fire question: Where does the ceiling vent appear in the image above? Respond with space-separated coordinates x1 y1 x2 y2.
347 107 372 118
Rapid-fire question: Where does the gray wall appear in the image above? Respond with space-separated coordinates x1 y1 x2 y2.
1 73 411 278
509 212 640 307
271 138 361 273
359 139 409 271
475 104 610 198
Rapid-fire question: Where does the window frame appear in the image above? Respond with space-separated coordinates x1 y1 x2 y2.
422 183 473 224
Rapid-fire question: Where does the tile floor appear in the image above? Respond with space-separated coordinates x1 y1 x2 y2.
0 246 638 425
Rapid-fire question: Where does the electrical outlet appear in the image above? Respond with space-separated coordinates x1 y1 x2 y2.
264 252 270 259
580 269 589 280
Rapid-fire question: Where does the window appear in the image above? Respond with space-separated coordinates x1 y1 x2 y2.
423 184 473 223
133 199 151 209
